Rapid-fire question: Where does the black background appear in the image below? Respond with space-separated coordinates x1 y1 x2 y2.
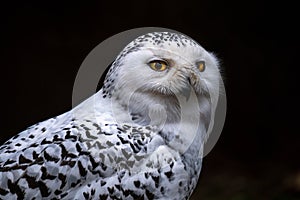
1 1 299 199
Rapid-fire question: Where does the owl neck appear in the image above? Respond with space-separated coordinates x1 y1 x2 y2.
110 88 182 125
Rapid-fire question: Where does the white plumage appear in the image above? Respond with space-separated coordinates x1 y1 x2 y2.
0 32 221 199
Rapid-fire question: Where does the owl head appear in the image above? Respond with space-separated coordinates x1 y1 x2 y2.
101 32 221 130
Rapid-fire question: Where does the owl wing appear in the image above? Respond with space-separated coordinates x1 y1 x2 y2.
0 110 199 200
0 112 96 199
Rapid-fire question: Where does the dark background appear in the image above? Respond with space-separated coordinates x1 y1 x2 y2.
1 1 299 199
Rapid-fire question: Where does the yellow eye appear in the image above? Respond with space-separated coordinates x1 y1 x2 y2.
197 61 206 72
149 60 168 71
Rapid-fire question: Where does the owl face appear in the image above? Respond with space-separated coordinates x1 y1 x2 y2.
114 36 220 99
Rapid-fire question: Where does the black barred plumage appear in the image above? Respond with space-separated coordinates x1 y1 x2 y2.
0 32 221 199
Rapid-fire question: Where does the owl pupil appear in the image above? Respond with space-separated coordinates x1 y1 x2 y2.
155 62 162 69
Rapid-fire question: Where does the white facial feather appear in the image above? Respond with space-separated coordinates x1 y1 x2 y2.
102 32 220 128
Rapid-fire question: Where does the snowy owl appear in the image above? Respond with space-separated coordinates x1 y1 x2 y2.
0 32 221 199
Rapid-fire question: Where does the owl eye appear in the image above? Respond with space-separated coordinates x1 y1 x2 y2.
197 61 206 72
148 60 168 71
